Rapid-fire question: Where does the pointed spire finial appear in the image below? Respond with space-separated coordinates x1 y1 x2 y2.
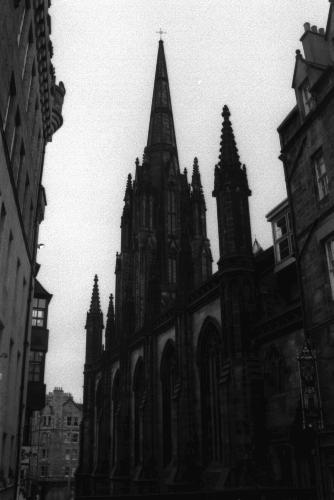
107 294 114 319
192 157 202 187
219 105 240 168
124 173 132 202
89 274 101 313
222 105 230 118
156 28 167 41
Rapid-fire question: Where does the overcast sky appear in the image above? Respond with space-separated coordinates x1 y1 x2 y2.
38 0 330 401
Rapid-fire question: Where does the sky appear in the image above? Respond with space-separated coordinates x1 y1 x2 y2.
38 0 330 402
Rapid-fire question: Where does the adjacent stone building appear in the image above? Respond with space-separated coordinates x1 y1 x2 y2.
278 4 334 498
77 4 334 500
0 1 64 498
29 388 82 500
18 279 52 498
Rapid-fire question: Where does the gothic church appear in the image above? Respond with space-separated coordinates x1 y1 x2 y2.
76 9 334 495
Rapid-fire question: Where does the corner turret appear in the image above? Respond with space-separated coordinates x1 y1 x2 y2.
213 106 252 271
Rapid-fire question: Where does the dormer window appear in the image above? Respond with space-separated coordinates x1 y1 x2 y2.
32 297 46 327
301 80 314 115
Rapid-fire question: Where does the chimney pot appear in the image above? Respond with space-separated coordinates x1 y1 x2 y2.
304 22 311 31
311 25 318 33
319 28 325 35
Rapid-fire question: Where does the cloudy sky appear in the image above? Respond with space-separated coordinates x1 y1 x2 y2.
38 0 330 401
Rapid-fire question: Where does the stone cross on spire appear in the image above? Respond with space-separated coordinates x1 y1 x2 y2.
156 28 167 41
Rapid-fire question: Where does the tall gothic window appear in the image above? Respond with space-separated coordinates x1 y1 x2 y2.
198 322 222 465
160 341 177 467
201 250 209 282
168 254 177 284
95 379 103 467
314 151 329 201
264 345 286 398
133 358 145 466
112 370 120 466
167 190 176 233
141 196 147 226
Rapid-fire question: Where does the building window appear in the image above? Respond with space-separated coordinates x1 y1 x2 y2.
133 358 145 466
41 448 48 459
73 417 78 426
168 255 177 284
67 416 72 426
272 211 293 263
65 449 70 460
40 465 48 477
167 190 176 233
325 237 334 300
32 298 46 327
160 341 177 467
65 466 70 477
264 345 286 398
28 351 43 381
201 250 209 282
314 152 329 200
112 371 120 466
198 325 222 465
71 433 78 443
72 448 78 459
301 80 314 116
141 197 147 226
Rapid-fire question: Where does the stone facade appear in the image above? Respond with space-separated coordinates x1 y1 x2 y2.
0 1 64 498
77 6 334 500
278 5 334 498
29 388 82 500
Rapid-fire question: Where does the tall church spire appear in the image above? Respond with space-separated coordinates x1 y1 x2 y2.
147 40 177 154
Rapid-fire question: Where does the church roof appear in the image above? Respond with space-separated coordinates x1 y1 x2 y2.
147 40 177 154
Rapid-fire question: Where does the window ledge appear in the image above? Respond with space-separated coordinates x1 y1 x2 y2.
274 255 296 273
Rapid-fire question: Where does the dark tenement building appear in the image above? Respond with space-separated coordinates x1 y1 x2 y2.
0 1 64 499
77 4 334 499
